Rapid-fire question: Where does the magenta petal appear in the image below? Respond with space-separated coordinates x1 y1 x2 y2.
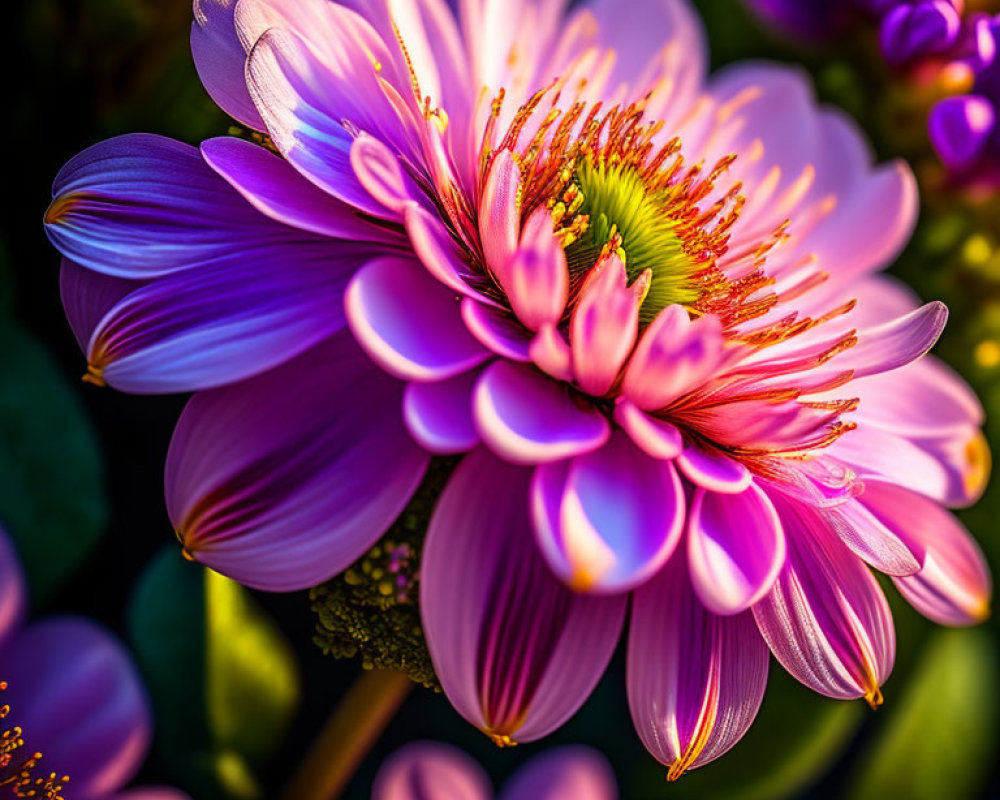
676 444 752 493
0 527 26 648
421 449 626 743
570 256 641 397
461 299 532 361
346 256 489 381
165 333 429 591
614 400 683 460
87 241 360 393
531 433 685 593
498 747 618 800
0 618 151 800
46 134 305 278
474 361 611 465
372 742 492 800
201 136 388 241
688 483 785 615
886 488 992 626
191 0 265 129
628 552 768 779
350 133 420 217
753 494 895 705
405 205 483 300
621 305 725 410
403 370 479 454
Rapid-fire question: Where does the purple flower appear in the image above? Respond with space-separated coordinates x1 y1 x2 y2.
372 741 617 800
45 0 992 778
0 529 189 800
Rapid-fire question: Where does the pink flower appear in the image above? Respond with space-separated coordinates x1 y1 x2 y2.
45 0 992 777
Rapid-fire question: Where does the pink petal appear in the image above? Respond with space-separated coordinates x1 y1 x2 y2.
479 150 522 279
887 489 992 626
191 0 265 129
372 741 491 800
498 747 618 800
350 133 421 217
614 400 683 460
675 444 752 493
531 433 685 593
165 333 429 591
403 369 479 454
830 486 926 577
688 483 786 614
110 790 192 800
421 449 626 743
345 256 489 381
474 361 611 464
530 324 574 382
571 256 642 396
752 493 895 705
503 208 569 331
404 205 483 300
628 551 768 779
621 305 726 410
0 527 26 648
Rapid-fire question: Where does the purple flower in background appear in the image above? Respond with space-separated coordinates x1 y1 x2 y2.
45 0 992 779
0 530 189 800
372 741 617 800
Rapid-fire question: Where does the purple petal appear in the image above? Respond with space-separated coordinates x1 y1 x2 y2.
0 618 151 800
86 241 362 393
46 134 309 278
351 133 421 217
405 205 483 300
628 551 768 779
688 483 786 615
880 1 961 67
421 449 626 743
403 369 480 454
498 747 618 800
245 25 403 217
474 361 611 465
929 95 995 172
888 489 992 626
0 527 26 648
59 260 141 354
531 433 685 593
201 136 391 241
752 493 895 705
165 333 428 591
613 400 683 460
191 0 265 129
345 256 489 381
621 305 725 410
675 444 752 494
372 741 492 800
570 256 641 397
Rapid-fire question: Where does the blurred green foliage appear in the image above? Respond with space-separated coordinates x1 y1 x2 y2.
129 547 301 800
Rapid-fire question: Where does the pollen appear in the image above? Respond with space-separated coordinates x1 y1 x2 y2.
0 682 70 800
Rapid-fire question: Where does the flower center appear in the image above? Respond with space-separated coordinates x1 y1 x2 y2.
0 682 69 800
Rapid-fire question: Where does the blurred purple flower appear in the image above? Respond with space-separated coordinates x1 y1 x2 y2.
372 741 617 800
44 0 992 779
0 529 189 800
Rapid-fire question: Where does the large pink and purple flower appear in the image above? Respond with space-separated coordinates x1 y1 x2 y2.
45 0 992 778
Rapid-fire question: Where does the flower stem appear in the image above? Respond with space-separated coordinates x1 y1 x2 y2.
281 669 412 800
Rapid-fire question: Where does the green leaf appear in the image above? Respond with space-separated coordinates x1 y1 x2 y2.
129 548 301 800
846 628 999 800
0 324 107 601
633 666 864 800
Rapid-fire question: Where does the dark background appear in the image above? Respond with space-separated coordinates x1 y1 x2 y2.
3 1 999 798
